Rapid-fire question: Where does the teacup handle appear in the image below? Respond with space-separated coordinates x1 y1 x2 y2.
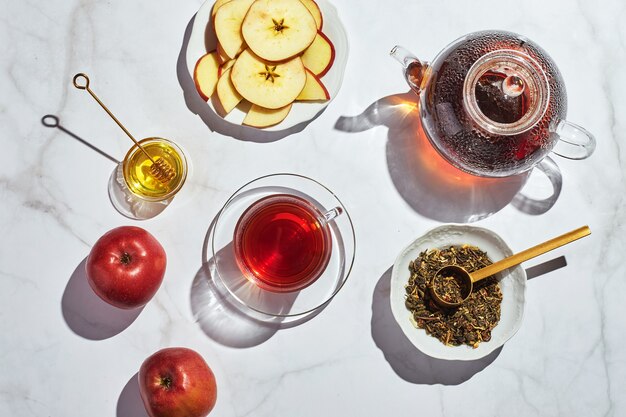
321 206 343 225
551 120 596 160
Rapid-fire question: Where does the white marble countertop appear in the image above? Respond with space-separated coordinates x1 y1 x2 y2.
1 0 625 416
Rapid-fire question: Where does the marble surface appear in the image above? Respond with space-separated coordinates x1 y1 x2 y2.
1 0 625 416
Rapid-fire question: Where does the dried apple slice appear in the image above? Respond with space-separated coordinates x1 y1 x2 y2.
243 103 292 127
231 49 306 109
299 0 322 30
214 0 255 59
301 31 334 77
216 67 243 114
194 52 220 101
212 0 231 17
218 59 236 77
296 69 329 101
216 44 229 63
217 42 246 64
242 0 317 61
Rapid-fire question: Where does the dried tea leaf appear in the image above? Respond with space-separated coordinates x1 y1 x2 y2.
404 245 502 348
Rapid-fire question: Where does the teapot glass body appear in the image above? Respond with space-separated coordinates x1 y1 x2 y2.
392 31 595 177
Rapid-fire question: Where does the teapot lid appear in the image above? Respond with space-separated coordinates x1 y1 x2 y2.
463 49 550 136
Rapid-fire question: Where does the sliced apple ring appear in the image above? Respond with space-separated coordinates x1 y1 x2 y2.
214 0 255 59
231 49 306 109
216 44 229 64
218 59 236 77
243 103 292 127
296 69 329 101
194 52 221 101
299 0 322 30
212 0 231 17
301 31 334 77
242 0 317 62
216 67 243 114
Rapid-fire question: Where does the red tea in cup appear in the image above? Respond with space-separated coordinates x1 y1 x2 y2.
233 194 332 292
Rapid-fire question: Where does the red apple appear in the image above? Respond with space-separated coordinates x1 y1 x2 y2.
85 226 166 309
139 347 217 417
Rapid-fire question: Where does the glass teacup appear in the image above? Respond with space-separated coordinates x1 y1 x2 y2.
209 173 356 320
234 193 342 293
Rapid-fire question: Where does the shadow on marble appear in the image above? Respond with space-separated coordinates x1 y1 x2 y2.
335 92 563 222
107 163 171 220
190 214 327 348
176 16 320 143
371 267 501 385
117 372 149 417
41 115 172 220
190 215 279 347
41 115 120 163
62 257 143 340
526 255 567 280
190 262 281 348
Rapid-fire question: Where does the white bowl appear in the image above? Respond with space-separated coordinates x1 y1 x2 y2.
185 0 349 131
390 225 527 361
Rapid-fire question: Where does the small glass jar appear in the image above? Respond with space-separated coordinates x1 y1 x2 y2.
121 137 188 202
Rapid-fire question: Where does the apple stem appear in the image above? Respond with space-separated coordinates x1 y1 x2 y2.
120 252 132 265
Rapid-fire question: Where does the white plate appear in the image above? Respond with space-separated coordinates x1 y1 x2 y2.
390 225 527 361
186 0 349 131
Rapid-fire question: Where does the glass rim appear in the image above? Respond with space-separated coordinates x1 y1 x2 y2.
463 49 551 136
122 137 188 202
232 193 333 293
210 173 357 318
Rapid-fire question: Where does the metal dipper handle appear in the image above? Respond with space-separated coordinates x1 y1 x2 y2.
72 73 175 183
430 225 591 309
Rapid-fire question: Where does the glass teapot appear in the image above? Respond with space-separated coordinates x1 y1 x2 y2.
391 30 595 177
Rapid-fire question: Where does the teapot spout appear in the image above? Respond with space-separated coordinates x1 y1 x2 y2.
390 45 429 95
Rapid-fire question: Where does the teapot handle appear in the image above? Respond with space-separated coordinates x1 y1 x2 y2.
390 45 430 95
511 156 562 215
551 120 596 160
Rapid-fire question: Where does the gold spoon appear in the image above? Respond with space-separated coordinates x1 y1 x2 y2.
72 73 175 183
429 225 591 308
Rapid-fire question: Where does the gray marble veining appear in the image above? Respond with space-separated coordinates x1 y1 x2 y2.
1 0 625 416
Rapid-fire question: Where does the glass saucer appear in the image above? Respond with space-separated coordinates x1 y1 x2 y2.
209 173 355 323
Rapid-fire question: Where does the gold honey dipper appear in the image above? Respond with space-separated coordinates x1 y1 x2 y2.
72 73 175 184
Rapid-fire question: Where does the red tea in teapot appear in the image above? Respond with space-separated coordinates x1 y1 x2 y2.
474 70 531 124
418 31 567 177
